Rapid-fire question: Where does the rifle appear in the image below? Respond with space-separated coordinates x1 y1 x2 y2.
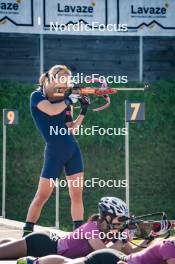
52 79 148 112
122 212 175 240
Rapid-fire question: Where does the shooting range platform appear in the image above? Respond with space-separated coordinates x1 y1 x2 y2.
0 218 69 263
0 217 69 239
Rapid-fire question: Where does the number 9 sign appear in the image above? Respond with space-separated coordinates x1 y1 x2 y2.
125 101 145 122
3 109 18 125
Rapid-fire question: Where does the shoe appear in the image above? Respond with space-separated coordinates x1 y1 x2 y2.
17 256 36 264
22 223 34 237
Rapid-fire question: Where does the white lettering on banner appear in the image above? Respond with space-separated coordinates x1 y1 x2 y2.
117 0 175 34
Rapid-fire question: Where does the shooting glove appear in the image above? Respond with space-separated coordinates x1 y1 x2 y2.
148 220 172 238
65 93 81 105
79 95 90 116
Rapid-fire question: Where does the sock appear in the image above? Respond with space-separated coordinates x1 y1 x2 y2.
17 256 38 264
23 222 35 237
73 220 83 230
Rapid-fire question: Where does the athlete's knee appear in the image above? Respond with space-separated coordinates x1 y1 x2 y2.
69 188 83 203
33 192 50 206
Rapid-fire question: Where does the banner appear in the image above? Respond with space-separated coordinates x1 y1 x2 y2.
0 0 36 33
118 0 175 35
0 0 174 35
43 0 108 32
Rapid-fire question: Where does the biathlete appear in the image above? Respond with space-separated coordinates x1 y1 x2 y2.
23 65 90 236
0 197 136 260
17 241 175 264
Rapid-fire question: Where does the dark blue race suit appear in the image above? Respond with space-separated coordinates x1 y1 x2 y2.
30 89 83 180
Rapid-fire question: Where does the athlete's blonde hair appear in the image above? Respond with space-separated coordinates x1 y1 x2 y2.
39 65 72 87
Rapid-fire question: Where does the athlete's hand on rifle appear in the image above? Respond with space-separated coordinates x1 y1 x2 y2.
153 219 171 236
65 93 81 105
79 95 90 116
148 220 172 239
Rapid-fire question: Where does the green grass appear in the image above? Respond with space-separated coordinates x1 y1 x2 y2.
0 79 175 231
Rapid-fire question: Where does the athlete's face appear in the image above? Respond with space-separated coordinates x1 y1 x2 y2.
110 217 125 231
45 73 72 100
50 73 72 91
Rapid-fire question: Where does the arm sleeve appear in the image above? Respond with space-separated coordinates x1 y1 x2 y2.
82 222 100 240
65 105 73 123
160 240 175 260
30 91 46 108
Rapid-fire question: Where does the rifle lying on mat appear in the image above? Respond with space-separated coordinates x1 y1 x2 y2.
120 212 175 245
50 79 148 112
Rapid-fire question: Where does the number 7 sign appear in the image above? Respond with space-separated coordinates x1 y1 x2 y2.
125 101 145 122
124 100 145 211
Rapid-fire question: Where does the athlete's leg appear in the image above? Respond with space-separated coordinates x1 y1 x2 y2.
67 259 85 264
65 145 84 227
66 172 84 223
0 238 16 245
35 255 70 264
18 256 85 264
26 178 55 223
0 238 27 259
39 256 85 264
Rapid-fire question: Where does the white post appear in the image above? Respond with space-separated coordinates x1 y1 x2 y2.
125 101 130 212
139 35 143 82
2 115 6 218
40 34 44 75
55 181 60 229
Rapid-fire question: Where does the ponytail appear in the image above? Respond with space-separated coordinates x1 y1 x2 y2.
88 214 101 222
38 65 72 97
39 72 49 87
